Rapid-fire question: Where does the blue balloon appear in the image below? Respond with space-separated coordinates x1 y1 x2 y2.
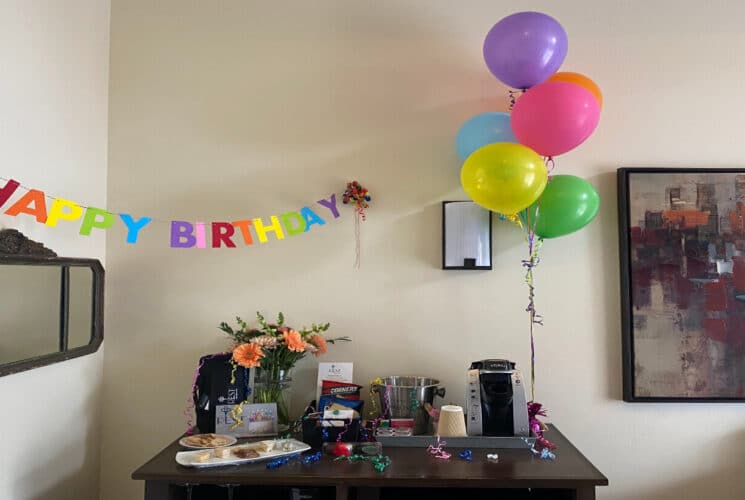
456 112 517 161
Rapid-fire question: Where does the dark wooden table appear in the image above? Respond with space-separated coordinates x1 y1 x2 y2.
132 425 607 500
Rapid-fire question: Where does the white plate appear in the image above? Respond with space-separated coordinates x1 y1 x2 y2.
178 434 238 449
175 439 311 468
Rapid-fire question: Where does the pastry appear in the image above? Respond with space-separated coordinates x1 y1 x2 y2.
255 441 275 453
193 451 210 463
182 433 233 448
232 447 260 459
212 447 230 458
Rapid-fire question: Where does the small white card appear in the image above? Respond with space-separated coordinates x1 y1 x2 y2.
316 362 353 403
215 402 278 437
322 408 354 426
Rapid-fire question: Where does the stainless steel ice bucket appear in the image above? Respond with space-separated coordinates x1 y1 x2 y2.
372 376 446 434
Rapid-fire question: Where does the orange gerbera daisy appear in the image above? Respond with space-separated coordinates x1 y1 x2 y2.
282 329 305 352
233 343 264 368
308 334 327 356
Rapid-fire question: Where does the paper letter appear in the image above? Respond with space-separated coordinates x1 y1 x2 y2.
119 214 152 244
79 207 115 236
211 222 236 248
5 189 48 223
253 216 285 243
280 211 307 236
45 198 83 227
171 221 196 248
195 222 206 249
300 207 325 231
0 179 20 208
317 194 340 218
232 220 254 245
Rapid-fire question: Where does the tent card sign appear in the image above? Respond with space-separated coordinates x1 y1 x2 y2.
0 178 341 248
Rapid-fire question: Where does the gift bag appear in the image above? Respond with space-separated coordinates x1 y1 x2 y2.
193 353 254 433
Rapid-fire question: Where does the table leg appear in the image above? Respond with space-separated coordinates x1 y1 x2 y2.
144 480 171 500
575 486 596 500
336 485 349 500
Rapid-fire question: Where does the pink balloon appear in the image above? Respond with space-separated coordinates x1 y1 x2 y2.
511 81 600 157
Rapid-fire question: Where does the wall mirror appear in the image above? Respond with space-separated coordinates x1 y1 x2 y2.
0 240 104 376
442 201 493 270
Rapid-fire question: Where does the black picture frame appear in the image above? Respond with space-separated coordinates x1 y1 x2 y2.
617 168 745 403
442 201 492 270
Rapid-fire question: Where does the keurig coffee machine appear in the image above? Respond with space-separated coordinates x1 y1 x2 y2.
466 359 529 437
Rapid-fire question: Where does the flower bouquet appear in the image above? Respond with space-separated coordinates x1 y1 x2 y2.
219 312 350 425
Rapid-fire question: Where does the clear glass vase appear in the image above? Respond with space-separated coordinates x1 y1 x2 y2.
253 367 292 429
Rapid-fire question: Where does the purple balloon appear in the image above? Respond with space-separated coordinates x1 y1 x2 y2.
483 12 568 90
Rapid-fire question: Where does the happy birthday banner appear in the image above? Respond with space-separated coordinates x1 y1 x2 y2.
0 177 343 248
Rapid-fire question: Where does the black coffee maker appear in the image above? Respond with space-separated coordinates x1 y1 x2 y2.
466 359 529 437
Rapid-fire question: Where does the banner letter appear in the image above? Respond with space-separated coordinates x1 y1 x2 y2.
195 222 207 249
170 221 196 248
5 189 48 223
0 179 20 208
80 207 115 236
211 222 236 248
317 194 340 218
253 216 285 243
119 214 152 244
232 220 254 245
280 212 306 236
300 207 325 231
45 198 83 227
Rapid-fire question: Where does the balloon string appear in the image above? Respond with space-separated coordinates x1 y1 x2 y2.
508 91 518 110
544 156 556 175
522 209 544 402
354 211 361 269
508 89 526 111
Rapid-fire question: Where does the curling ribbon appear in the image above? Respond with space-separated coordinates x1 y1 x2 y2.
183 357 208 434
531 446 556 460
410 387 420 414
302 451 323 464
342 181 371 269
544 156 556 175
459 450 473 462
229 400 247 430
334 418 352 449
334 454 391 472
427 436 451 460
266 453 302 469
528 402 557 451
522 206 544 402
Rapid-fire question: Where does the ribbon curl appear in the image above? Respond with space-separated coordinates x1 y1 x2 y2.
342 181 371 269
427 436 451 460
528 402 557 451
522 210 544 402
334 453 391 472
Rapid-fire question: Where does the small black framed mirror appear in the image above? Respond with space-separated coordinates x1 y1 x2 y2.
0 231 104 377
442 201 492 270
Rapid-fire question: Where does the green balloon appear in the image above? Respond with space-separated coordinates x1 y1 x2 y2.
520 175 600 238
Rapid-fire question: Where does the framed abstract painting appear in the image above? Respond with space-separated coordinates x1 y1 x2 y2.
619 168 745 401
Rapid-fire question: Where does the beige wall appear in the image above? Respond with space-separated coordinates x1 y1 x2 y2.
105 1 745 499
0 1 110 499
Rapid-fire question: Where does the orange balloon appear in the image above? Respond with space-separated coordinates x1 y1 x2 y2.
547 72 603 109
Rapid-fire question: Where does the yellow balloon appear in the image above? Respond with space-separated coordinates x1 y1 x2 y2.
461 143 547 214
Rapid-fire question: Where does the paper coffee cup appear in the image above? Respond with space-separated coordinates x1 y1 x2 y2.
437 405 467 437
